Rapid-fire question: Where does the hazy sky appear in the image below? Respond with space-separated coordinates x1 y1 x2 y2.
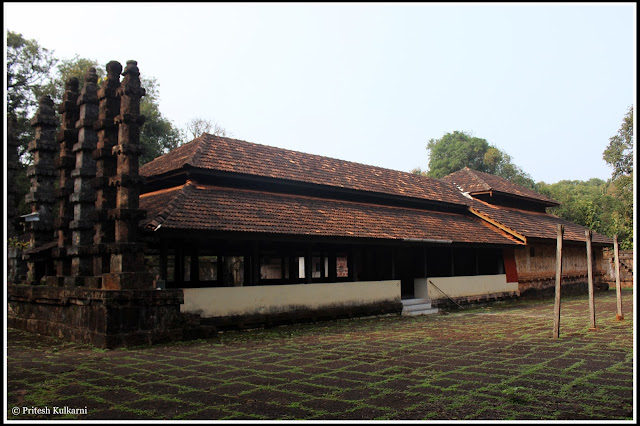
4 2 636 183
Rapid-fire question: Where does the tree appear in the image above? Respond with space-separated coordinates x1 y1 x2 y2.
184 117 230 140
6 31 57 160
40 57 183 165
138 77 184 164
425 131 535 188
6 31 58 221
602 107 634 249
537 179 613 234
603 106 634 179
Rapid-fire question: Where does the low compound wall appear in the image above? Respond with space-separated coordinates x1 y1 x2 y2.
414 275 518 307
181 280 402 328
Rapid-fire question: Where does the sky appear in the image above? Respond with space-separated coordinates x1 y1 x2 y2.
4 2 636 184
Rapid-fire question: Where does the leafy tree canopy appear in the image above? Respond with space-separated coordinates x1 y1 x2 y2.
425 131 535 189
601 106 634 249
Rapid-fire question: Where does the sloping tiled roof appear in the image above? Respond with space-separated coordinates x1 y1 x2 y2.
442 167 558 206
467 198 612 245
140 181 521 245
140 134 468 207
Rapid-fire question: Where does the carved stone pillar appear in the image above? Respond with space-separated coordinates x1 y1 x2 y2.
49 77 80 285
93 61 122 277
103 60 153 290
68 68 99 286
25 95 58 283
6 114 20 240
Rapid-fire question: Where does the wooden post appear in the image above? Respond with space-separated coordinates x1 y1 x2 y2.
585 230 596 330
553 224 564 339
614 235 624 320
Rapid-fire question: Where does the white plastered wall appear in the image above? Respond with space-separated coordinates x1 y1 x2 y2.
181 280 401 318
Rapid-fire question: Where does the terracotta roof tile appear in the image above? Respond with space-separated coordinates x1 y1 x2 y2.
140 182 521 245
140 134 468 206
467 198 612 244
442 167 558 205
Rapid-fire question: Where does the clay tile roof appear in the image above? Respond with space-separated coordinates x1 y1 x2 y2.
140 182 521 245
140 134 468 206
442 167 559 206
467 198 612 245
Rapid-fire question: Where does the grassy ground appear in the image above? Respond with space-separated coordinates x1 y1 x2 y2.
5 287 635 421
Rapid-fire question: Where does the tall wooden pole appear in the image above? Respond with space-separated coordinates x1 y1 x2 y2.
553 224 564 339
586 230 596 330
614 235 624 320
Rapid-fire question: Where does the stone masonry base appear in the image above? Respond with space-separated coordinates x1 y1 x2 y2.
6 285 203 349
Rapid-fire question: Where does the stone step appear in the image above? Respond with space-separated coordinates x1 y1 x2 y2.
402 307 439 316
401 298 438 316
403 302 433 312
401 298 430 306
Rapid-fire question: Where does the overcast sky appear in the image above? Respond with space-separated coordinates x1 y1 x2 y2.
4 2 636 184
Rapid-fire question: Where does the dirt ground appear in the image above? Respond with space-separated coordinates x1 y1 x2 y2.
5 287 635 421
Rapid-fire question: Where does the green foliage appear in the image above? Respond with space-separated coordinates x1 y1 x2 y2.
41 56 105 105
603 106 634 179
426 131 489 178
139 87 184 164
536 179 614 235
425 131 535 189
6 31 57 161
601 107 634 249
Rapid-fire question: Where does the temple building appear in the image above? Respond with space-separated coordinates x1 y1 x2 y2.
7 60 614 348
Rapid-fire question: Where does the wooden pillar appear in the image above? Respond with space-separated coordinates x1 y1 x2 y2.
243 253 252 286
304 247 312 284
190 247 199 284
450 247 455 276
252 244 260 286
553 224 564 339
391 247 397 280
423 246 428 277
474 248 479 275
328 249 337 283
174 246 184 287
159 244 168 281
614 235 624 320
586 230 596 330
348 250 356 281
289 252 299 283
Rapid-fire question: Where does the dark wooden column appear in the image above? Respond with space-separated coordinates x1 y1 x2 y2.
304 247 313 283
159 243 168 281
328 249 337 282
244 254 252 286
251 244 260 286
450 247 455 276
391 247 397 280
349 250 357 281
190 247 199 284
289 252 299 283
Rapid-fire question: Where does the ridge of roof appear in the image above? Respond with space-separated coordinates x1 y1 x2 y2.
140 182 193 230
442 167 558 206
140 134 469 206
